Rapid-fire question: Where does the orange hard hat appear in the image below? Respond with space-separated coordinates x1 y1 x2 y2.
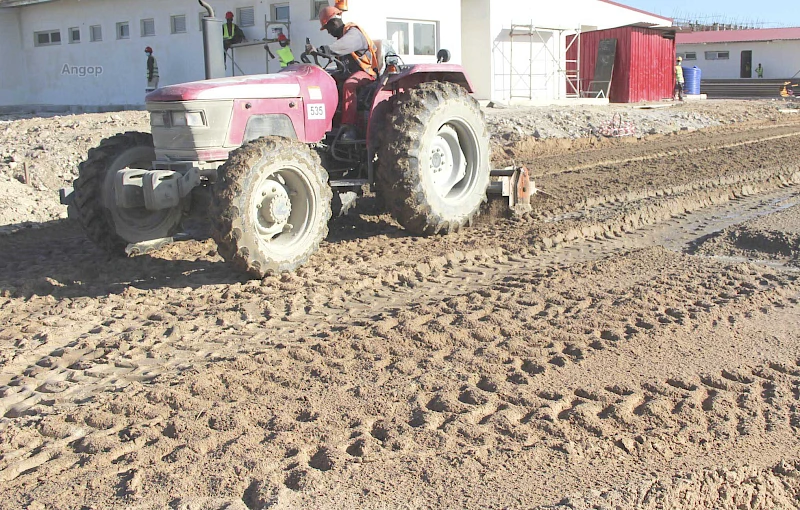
319 6 342 30
225 11 234 19
277 33 287 42
335 0 348 10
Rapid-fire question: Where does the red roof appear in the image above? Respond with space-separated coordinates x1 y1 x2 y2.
677 27 800 44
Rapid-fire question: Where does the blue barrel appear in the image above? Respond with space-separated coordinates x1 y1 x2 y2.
683 66 701 95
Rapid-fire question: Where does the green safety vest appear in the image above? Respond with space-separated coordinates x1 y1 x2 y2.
223 23 236 40
276 46 295 67
674 65 684 84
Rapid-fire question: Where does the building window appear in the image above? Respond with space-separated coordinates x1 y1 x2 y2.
237 6 255 27
704 51 729 60
679 52 697 61
34 29 61 47
90 25 102 42
116 22 130 40
387 20 438 57
311 0 327 20
171 15 187 34
141 18 156 37
69 27 80 43
272 3 290 22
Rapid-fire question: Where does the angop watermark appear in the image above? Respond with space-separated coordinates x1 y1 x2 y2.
61 64 104 77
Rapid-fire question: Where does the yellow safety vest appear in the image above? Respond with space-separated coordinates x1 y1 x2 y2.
277 46 295 67
223 22 237 40
674 65 684 84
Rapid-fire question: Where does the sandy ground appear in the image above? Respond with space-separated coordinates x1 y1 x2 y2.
1 102 800 509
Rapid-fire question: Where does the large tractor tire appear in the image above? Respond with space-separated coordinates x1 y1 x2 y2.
377 82 490 235
72 132 183 253
211 137 332 277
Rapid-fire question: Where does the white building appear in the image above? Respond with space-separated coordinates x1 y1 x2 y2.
676 28 800 80
0 0 669 110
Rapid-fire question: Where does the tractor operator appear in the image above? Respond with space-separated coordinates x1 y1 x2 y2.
307 5 379 137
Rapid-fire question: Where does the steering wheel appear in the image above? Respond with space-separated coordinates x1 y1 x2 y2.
300 46 346 74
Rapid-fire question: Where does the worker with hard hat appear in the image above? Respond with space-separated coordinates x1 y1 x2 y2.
222 11 245 51
674 56 684 101
267 33 297 69
307 5 379 135
144 46 159 93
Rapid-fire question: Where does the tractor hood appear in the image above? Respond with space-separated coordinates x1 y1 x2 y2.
147 65 331 102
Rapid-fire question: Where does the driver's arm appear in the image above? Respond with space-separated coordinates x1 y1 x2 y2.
327 28 367 56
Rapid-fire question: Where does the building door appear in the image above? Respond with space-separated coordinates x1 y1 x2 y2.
740 50 752 78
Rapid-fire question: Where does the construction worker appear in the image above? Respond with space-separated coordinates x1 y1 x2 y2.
145 46 159 93
273 33 296 68
308 6 379 135
674 56 684 101
222 11 245 51
756 63 764 79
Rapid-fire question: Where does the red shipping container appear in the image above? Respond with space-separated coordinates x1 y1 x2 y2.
567 25 676 103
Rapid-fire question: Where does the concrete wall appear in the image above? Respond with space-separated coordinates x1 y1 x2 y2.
0 0 462 108
461 0 492 100
677 40 800 80
0 8 26 106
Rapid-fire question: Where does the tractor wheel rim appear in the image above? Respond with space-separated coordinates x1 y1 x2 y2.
429 121 480 203
104 147 173 232
252 164 315 253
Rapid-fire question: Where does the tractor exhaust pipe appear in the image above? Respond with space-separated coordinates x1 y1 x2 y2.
199 0 225 80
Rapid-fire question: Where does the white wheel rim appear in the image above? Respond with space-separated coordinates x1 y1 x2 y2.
103 146 176 235
428 120 481 203
252 164 316 255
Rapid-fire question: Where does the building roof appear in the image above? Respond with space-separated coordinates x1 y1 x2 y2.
677 27 800 44
598 0 673 23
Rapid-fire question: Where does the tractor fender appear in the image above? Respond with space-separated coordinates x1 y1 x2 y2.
384 64 475 93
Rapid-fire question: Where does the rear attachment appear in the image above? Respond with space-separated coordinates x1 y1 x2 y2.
487 166 536 216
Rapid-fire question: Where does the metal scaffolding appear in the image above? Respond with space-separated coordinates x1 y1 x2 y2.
496 23 582 101
227 17 292 76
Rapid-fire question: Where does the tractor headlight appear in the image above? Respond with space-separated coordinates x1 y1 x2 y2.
150 111 168 127
171 111 206 127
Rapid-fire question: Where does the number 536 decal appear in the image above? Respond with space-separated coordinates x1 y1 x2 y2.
307 104 326 120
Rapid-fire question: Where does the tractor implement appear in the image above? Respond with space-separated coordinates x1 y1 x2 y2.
487 166 536 214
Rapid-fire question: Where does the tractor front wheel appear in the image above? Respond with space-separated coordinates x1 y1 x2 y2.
377 82 490 235
72 132 183 253
211 137 332 277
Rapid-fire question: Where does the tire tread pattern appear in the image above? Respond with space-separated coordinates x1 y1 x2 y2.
210 136 332 277
376 82 490 235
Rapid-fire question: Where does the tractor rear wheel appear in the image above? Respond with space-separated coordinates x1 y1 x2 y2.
211 137 332 277
377 82 490 235
72 132 183 253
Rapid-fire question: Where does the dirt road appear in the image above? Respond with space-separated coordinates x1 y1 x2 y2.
1 115 800 509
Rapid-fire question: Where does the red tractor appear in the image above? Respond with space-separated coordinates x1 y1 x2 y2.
67 12 531 278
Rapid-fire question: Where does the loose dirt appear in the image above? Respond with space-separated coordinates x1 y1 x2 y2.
1 100 800 509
